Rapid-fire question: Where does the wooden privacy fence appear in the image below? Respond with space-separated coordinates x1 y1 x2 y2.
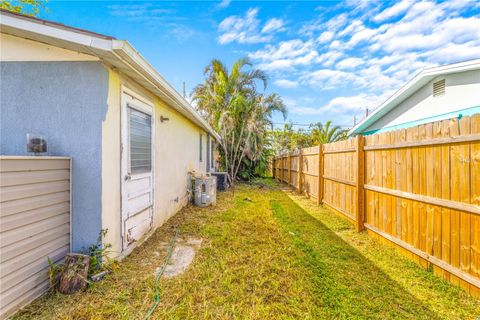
273 113 480 297
0 156 72 319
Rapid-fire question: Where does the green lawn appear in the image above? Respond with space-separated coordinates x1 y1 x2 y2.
14 179 480 319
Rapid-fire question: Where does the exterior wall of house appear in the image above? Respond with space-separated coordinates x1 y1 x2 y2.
364 70 480 134
0 33 99 62
1 33 215 259
102 69 210 257
0 61 108 252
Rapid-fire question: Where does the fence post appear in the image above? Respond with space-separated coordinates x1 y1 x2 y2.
275 156 279 181
278 155 281 182
298 149 303 194
272 158 275 179
288 152 292 186
356 135 365 232
317 144 324 205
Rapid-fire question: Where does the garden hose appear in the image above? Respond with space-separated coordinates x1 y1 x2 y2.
143 227 179 320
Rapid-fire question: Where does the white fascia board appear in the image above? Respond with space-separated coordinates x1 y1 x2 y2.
349 59 480 136
0 11 220 141
0 12 113 51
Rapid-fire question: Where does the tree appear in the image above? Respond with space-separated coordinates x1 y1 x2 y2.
310 120 348 144
193 58 286 184
1 0 47 16
270 123 312 153
270 120 348 154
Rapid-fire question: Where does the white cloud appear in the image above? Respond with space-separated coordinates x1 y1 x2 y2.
243 0 480 118
249 39 318 70
326 13 349 33
373 0 414 22
347 27 376 46
337 20 364 38
323 94 376 112
372 14 480 54
300 69 366 90
316 51 343 67
217 0 231 9
320 93 392 115
336 57 364 69
274 79 299 88
317 31 334 43
218 8 286 44
259 59 294 71
218 8 272 44
329 40 342 49
108 4 192 41
262 18 285 33
282 96 327 115
422 41 480 64
251 39 314 60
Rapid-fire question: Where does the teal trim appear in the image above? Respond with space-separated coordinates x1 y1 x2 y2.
362 105 480 136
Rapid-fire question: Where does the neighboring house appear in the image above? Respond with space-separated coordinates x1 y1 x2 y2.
0 10 219 258
349 59 480 136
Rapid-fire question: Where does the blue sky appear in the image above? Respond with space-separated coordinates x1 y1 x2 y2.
43 0 480 129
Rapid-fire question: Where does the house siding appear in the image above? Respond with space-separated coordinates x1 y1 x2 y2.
0 157 71 320
364 70 480 134
0 61 108 252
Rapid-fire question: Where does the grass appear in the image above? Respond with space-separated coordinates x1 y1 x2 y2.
14 179 480 319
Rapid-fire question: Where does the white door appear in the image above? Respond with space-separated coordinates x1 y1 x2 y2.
121 90 154 251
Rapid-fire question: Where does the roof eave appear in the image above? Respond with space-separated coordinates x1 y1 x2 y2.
349 58 480 136
112 41 221 141
0 10 220 141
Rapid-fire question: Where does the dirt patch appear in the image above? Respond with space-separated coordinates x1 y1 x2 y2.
156 238 202 278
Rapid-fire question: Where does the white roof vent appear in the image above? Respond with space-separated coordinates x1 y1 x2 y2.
433 79 445 97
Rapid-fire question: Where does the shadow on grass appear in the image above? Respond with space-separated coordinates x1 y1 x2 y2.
270 195 441 319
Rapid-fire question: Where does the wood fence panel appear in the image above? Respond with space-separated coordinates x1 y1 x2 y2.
322 139 357 221
301 146 319 199
363 115 479 295
274 113 480 297
459 117 471 291
290 152 300 190
282 156 288 184
441 119 451 280
471 114 480 297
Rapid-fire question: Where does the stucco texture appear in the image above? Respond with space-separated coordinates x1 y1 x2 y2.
0 61 108 252
102 71 209 257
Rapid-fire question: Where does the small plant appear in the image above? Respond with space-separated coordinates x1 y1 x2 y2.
47 256 64 288
47 229 112 290
84 229 112 276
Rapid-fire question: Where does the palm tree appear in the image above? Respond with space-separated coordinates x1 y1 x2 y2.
193 58 286 184
310 120 348 144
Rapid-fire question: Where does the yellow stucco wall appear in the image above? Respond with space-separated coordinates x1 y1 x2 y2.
102 68 208 258
102 70 122 257
1 32 210 258
0 33 99 61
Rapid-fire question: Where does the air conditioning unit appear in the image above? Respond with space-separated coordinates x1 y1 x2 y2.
211 172 229 191
193 175 217 207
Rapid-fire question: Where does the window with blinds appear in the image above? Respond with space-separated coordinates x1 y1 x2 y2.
128 106 152 174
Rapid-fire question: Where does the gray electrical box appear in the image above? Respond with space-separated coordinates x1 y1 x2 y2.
193 175 217 207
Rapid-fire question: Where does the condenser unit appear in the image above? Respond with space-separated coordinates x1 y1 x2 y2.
193 175 217 207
